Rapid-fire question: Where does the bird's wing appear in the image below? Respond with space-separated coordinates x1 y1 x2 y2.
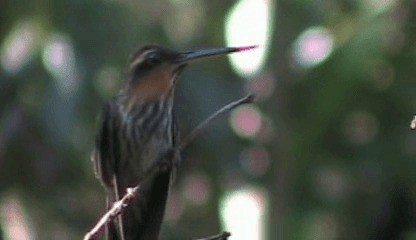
93 100 121 188
92 100 126 239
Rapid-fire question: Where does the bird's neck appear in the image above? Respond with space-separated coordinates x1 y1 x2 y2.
119 89 174 116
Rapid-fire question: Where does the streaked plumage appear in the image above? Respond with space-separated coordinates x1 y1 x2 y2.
94 45 180 240
92 44 255 240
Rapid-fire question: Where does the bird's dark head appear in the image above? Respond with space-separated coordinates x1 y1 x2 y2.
128 45 180 81
125 44 257 101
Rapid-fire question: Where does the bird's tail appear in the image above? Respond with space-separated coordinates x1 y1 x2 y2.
107 170 171 240
106 176 126 240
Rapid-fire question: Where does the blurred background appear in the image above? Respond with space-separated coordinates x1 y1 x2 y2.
1 0 416 239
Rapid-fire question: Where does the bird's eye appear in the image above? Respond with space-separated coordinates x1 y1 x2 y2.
146 52 161 66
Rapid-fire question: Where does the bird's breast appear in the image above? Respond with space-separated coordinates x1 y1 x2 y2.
117 102 174 186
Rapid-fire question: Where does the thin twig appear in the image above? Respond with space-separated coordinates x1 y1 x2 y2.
180 93 255 151
411 115 416 130
85 94 254 239
194 231 231 240
83 186 139 240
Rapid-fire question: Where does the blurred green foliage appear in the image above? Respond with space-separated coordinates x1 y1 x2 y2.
0 0 415 239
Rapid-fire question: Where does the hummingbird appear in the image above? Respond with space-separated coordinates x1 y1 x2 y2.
93 44 256 240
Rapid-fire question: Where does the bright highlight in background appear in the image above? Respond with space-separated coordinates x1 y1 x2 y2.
225 0 273 77
42 34 79 97
0 20 41 75
1 195 34 240
292 26 334 69
220 187 268 240
230 105 263 139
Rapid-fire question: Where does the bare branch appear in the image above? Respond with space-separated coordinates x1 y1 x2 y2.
83 186 139 240
194 232 231 240
180 93 255 151
85 94 254 239
411 115 416 130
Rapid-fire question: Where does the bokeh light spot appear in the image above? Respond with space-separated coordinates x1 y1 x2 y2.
220 187 268 240
164 0 206 44
94 66 122 97
42 34 79 97
240 146 271 176
245 73 275 101
1 20 42 75
230 105 263 138
303 212 339 240
314 167 349 203
225 0 273 77
292 26 334 69
182 172 211 206
0 195 34 240
343 111 378 145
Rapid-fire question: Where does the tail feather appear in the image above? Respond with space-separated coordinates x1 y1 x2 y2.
106 176 126 240
123 170 171 240
107 170 171 240
106 196 120 240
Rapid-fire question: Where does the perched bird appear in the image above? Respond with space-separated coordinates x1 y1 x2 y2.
93 44 255 240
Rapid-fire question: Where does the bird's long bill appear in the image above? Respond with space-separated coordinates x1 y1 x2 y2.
174 45 257 63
